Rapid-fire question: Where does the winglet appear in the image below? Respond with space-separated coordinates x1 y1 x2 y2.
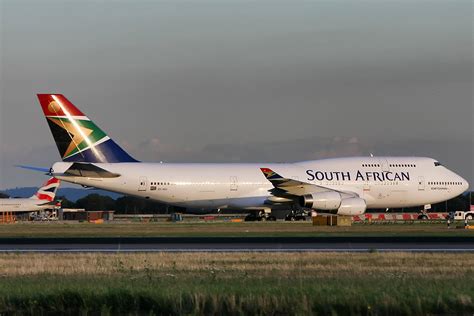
260 168 284 180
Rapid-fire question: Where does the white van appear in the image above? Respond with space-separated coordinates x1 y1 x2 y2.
454 211 474 221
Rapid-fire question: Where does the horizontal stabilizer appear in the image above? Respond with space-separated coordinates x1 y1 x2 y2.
62 163 120 178
16 165 51 174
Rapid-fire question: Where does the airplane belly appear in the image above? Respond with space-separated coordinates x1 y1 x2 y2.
177 185 269 210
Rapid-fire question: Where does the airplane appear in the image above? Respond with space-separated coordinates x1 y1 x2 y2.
31 94 469 220
0 177 61 212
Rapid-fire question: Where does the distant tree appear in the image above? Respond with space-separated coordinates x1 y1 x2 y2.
76 194 116 211
455 193 470 211
0 193 9 199
57 196 76 209
114 196 167 214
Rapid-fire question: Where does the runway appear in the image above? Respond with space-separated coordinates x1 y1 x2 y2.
0 237 473 252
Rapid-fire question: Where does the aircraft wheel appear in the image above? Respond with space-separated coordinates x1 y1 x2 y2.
244 215 255 222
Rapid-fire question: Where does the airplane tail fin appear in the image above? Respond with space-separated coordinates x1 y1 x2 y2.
37 94 138 163
30 177 61 202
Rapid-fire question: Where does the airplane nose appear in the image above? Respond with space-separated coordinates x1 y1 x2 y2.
462 177 469 193
455 173 470 194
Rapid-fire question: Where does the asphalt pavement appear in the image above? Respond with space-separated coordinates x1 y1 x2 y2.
0 237 472 252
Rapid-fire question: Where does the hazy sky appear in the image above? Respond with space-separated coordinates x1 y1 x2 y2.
0 0 472 189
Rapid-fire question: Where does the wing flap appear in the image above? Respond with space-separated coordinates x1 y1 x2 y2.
260 167 357 198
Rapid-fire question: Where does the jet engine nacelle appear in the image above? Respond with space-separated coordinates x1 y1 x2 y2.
299 191 342 210
300 192 367 215
336 197 366 216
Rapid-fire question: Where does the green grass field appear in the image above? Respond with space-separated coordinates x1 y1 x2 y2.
0 252 472 315
0 221 473 238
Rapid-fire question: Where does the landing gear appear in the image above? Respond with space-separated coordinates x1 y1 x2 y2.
285 214 306 221
244 210 276 221
284 207 309 221
417 209 429 220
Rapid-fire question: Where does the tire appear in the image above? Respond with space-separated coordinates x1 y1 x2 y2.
244 215 255 222
466 214 473 221
418 215 428 220
267 216 277 221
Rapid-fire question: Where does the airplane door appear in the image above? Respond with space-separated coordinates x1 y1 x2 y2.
230 176 238 192
379 158 390 172
418 176 425 191
363 182 371 193
138 177 148 192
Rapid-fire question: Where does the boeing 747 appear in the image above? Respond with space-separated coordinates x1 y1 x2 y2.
32 94 469 219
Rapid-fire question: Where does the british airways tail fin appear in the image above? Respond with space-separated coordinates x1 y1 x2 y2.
37 94 138 163
30 177 61 202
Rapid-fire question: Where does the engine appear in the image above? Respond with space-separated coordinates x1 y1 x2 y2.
336 197 366 216
299 191 342 210
299 192 366 216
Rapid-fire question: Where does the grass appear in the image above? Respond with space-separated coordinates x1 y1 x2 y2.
0 252 472 315
0 221 473 238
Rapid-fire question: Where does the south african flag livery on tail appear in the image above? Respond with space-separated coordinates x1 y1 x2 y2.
37 94 138 163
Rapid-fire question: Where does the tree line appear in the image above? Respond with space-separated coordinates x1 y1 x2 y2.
59 192 472 214
0 191 472 214
59 194 176 214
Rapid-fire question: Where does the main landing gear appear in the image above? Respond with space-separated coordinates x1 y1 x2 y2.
285 206 309 221
244 210 277 221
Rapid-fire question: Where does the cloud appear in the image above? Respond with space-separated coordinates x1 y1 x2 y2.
127 136 371 163
126 136 473 184
0 144 61 190
1 136 472 189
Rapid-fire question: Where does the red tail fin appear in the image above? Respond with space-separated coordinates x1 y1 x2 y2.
33 177 61 202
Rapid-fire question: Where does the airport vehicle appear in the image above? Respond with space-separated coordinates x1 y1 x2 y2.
32 94 469 220
453 211 474 221
0 178 61 212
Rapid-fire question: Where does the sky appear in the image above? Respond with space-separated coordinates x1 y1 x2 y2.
0 0 472 189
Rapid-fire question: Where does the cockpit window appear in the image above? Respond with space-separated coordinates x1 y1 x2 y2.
434 162 442 166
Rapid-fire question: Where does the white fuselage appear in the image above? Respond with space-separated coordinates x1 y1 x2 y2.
0 198 52 213
52 157 469 212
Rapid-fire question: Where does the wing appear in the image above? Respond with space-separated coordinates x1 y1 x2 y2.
260 167 358 198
